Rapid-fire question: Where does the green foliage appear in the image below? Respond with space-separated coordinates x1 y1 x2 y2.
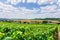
0 22 57 40
0 32 5 40
3 37 12 40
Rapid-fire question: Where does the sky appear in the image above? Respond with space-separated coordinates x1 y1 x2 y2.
0 0 60 19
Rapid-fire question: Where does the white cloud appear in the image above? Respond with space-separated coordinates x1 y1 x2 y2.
6 0 21 5
27 0 37 3
0 2 39 19
37 0 48 5
37 0 57 5
19 7 40 14
35 12 60 18
0 0 60 19
5 0 57 5
6 0 37 4
57 0 60 8
40 5 57 13
22 0 25 3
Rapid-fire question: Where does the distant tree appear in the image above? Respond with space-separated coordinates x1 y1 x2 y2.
42 21 48 24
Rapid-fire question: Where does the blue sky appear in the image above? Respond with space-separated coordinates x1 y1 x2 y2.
0 0 60 19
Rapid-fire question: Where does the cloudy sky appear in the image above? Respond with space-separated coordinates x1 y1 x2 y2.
0 0 60 19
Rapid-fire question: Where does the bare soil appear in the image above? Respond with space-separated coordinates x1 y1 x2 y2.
59 32 60 40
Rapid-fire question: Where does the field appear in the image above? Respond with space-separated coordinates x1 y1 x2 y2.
0 22 59 40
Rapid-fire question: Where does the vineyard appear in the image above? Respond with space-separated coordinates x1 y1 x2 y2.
0 22 58 40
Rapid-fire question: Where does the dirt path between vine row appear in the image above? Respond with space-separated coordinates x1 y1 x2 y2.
59 32 60 40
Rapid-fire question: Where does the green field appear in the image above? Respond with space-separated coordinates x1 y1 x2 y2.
0 22 59 40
